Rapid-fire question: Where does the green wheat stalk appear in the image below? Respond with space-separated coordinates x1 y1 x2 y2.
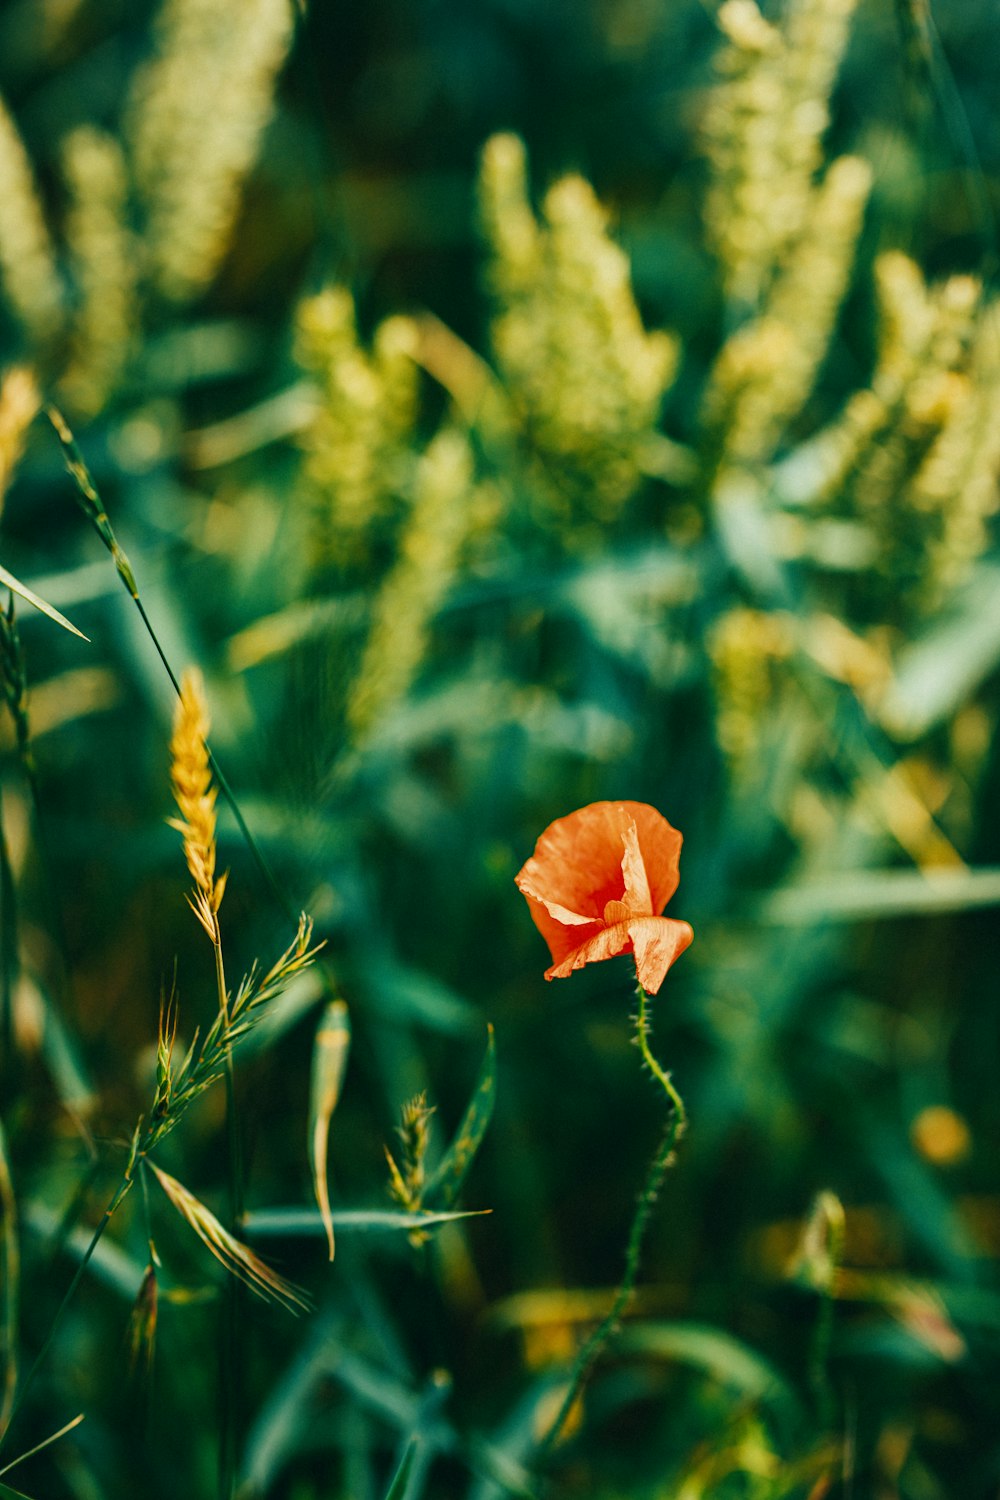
45 404 294 924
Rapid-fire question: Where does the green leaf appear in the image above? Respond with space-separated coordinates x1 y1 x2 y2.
360 962 478 1036
241 1207 491 1238
0 565 88 641
240 1308 346 1495
617 1322 798 1415
878 563 1000 740
383 1441 418 1500
424 1024 496 1209
763 866 1000 923
23 1205 146 1300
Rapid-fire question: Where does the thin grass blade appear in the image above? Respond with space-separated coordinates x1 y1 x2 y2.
0 567 87 642
242 1207 491 1237
383 1442 418 1500
0 1413 84 1482
424 1024 495 1209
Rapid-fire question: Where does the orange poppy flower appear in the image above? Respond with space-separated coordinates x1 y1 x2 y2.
515 801 693 994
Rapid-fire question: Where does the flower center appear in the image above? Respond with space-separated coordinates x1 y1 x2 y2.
603 898 630 925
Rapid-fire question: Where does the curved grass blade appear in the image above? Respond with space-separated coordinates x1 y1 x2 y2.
0 566 87 642
148 1163 309 1313
0 1413 84 1488
616 1322 799 1417
309 999 350 1261
424 1024 495 1210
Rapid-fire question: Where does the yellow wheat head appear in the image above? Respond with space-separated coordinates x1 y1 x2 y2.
169 667 226 940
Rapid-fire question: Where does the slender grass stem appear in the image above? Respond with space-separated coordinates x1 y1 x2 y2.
46 406 292 924
0 781 15 1071
807 1192 845 1429
214 930 244 1500
0 1164 136 1451
537 981 686 1460
0 1117 18 1437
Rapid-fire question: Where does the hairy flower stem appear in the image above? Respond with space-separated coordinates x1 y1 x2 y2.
538 982 686 1460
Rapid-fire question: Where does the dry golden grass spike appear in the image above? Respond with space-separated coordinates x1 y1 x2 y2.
148 1162 309 1313
169 667 226 940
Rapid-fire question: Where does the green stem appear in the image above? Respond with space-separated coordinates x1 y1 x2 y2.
46 406 290 923
0 1163 136 1451
808 1192 845 1428
538 981 686 1459
214 933 243 1500
0 1117 18 1437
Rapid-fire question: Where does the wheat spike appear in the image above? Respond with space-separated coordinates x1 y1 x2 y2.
169 667 226 941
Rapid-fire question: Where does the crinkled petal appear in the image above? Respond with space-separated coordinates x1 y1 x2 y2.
625 804 683 913
628 917 694 994
516 801 683 923
620 819 653 915
516 876 597 929
521 892 603 969
544 921 632 981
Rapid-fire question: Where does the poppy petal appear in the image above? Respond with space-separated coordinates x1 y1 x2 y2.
543 921 633 981
521 891 604 969
516 803 636 921
620 818 653 915
627 917 694 994
515 874 596 928
624 804 683 913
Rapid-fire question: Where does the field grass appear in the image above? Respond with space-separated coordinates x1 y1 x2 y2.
0 0 999 1495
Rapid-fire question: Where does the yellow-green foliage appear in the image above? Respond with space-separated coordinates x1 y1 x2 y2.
708 606 793 776
346 427 474 740
478 132 678 523
0 94 63 345
704 153 871 467
294 286 421 568
912 303 1000 598
125 0 295 303
702 0 859 310
60 127 138 417
815 252 986 608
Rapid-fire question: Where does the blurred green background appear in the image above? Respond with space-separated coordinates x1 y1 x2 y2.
2 0 1000 1496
